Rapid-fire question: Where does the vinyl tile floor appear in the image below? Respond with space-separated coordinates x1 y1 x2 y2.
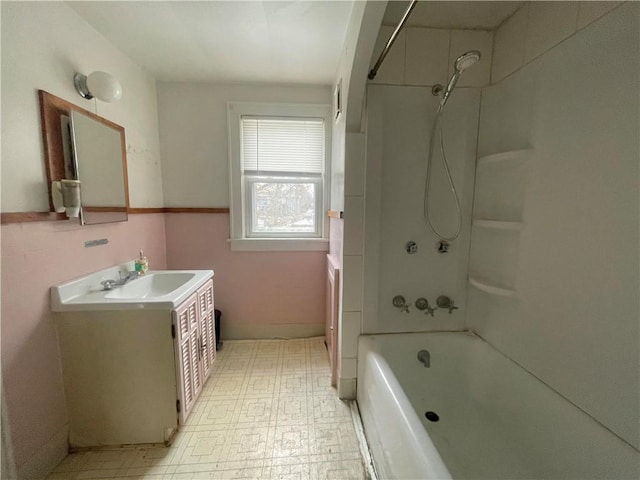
47 337 367 479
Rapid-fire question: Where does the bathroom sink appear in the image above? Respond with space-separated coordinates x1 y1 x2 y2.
50 261 213 311
105 272 196 299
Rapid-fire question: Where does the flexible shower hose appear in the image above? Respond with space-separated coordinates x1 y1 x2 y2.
423 106 462 242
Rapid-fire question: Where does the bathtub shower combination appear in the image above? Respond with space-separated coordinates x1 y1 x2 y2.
358 2 639 479
357 333 639 480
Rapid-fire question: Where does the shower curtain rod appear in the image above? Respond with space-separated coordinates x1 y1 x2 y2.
368 0 418 80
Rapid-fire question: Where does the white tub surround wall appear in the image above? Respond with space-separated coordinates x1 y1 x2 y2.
361 21 491 336
364 86 479 334
469 1 639 452
492 1 624 84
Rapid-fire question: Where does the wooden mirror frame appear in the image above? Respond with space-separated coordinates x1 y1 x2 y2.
38 90 130 218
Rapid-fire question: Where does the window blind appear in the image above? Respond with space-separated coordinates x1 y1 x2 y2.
241 117 324 174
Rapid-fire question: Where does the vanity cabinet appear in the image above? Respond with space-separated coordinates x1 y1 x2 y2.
55 277 215 448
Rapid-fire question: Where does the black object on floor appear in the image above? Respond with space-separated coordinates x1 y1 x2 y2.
215 309 223 350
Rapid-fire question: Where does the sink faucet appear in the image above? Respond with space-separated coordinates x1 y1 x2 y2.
100 270 141 290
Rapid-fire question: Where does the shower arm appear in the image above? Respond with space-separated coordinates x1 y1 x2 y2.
368 0 418 80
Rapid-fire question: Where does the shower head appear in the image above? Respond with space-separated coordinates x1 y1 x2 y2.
439 50 482 109
454 50 481 73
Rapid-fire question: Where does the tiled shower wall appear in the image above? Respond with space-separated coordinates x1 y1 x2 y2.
362 21 491 334
336 23 493 398
369 25 493 88
336 133 366 399
492 1 624 83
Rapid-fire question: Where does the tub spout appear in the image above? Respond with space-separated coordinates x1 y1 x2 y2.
417 349 430 368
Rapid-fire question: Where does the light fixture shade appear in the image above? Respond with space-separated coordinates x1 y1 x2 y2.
85 71 122 102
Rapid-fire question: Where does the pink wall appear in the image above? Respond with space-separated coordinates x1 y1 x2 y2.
1 214 166 468
164 213 325 336
2 211 326 471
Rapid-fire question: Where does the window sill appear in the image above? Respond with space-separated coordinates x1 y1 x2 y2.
228 238 330 252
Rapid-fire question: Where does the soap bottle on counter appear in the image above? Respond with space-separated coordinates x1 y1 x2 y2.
135 250 149 274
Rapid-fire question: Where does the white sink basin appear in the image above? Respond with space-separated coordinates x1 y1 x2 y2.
51 261 213 311
105 272 196 299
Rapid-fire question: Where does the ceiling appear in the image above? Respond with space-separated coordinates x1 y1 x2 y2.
383 1 524 30
67 1 355 85
68 1 525 86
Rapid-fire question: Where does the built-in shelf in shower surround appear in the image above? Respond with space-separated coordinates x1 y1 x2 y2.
468 276 517 298
472 219 523 231
474 148 532 223
469 148 531 298
469 225 520 291
476 148 533 166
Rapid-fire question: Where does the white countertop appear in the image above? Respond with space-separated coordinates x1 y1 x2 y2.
51 261 214 312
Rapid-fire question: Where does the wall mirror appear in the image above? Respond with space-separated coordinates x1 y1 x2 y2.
39 90 129 225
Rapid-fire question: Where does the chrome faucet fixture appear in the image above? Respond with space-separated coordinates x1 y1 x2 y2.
392 295 411 313
436 295 458 314
417 349 431 368
415 298 437 317
100 270 141 290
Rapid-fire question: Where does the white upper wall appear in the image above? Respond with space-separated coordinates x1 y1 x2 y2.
156 83 330 207
1 1 163 212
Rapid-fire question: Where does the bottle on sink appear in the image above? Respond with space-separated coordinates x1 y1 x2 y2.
135 250 149 275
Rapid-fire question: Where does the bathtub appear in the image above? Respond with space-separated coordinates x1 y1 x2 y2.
357 332 639 480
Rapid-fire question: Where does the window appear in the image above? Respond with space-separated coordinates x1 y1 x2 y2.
228 102 331 251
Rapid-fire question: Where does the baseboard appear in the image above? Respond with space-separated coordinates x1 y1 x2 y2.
222 323 324 340
338 377 357 400
17 425 68 479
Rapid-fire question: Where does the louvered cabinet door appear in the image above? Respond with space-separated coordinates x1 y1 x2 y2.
189 300 203 402
173 293 199 424
206 306 216 367
197 280 216 382
199 308 216 381
197 280 214 316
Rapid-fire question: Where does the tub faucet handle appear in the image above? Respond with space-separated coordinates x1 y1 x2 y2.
392 295 410 313
437 295 458 314
415 298 437 317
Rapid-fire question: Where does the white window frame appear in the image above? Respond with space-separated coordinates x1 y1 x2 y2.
227 102 331 252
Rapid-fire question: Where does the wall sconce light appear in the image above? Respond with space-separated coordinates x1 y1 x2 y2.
74 71 123 102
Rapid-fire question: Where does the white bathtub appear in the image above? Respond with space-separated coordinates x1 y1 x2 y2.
357 332 639 480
